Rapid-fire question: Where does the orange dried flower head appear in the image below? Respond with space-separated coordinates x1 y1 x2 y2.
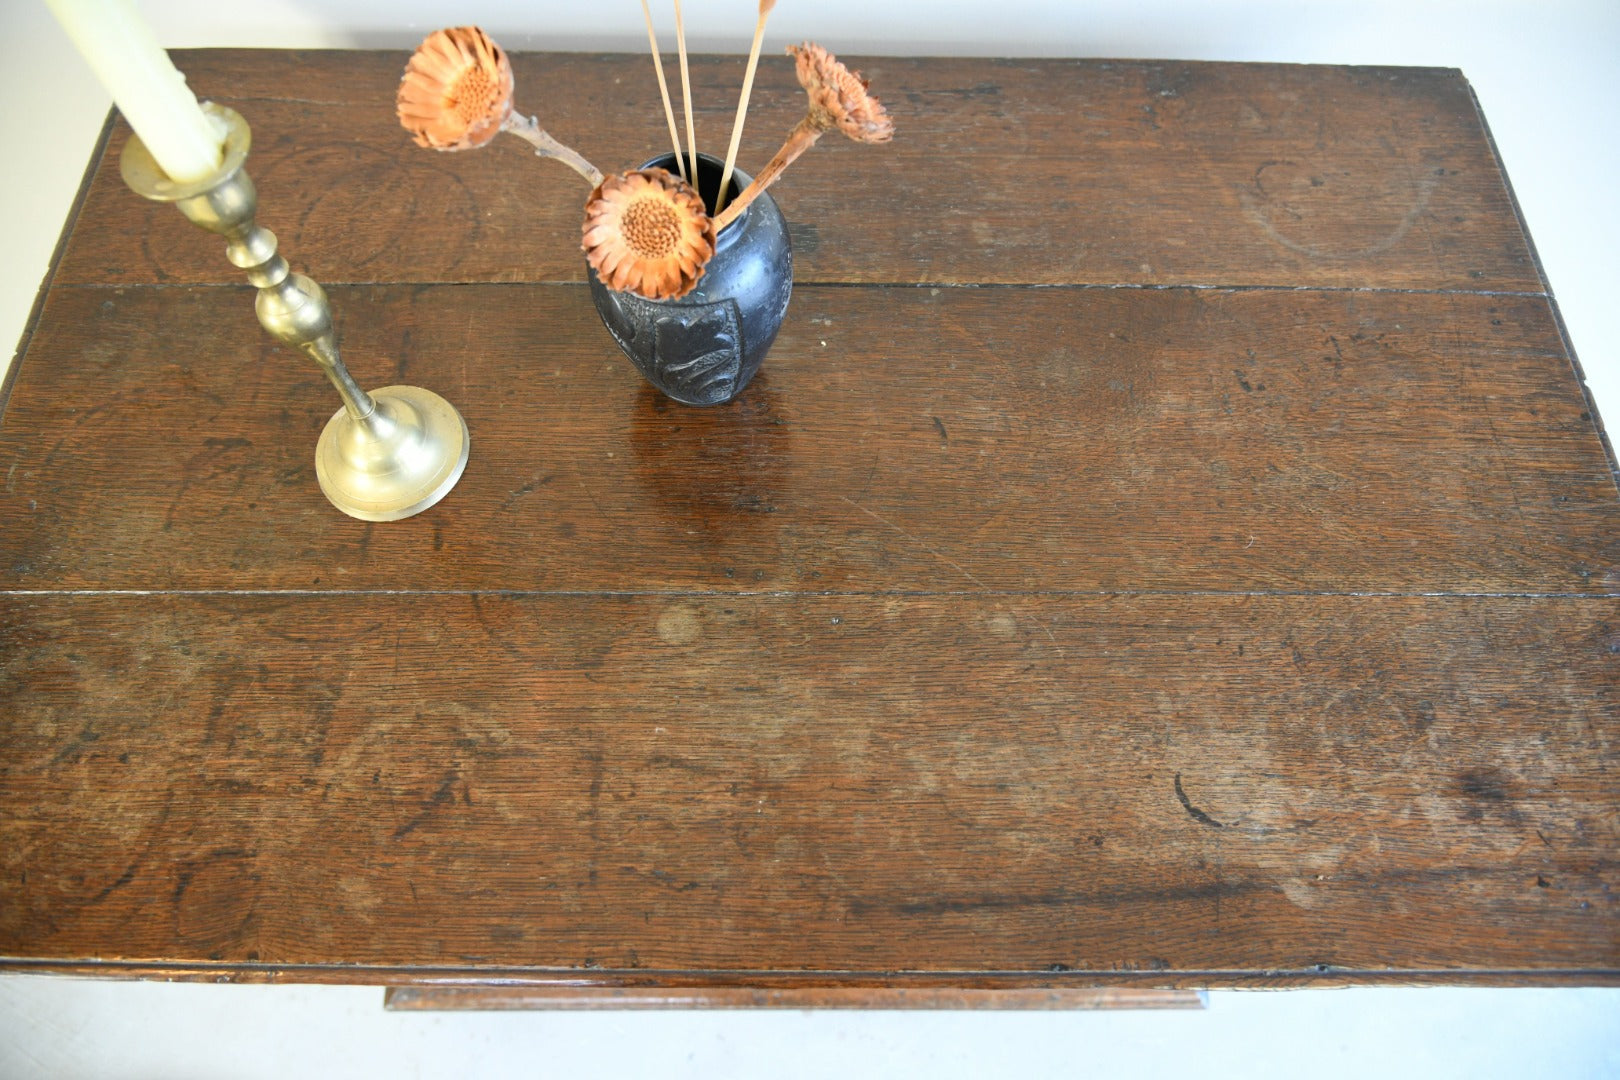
397 27 514 151
582 169 717 301
788 42 893 144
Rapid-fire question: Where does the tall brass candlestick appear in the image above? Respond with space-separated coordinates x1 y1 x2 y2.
120 103 469 522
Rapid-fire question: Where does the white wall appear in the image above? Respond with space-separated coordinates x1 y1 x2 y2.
2 980 1619 1078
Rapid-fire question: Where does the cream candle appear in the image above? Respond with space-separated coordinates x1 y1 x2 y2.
47 0 225 182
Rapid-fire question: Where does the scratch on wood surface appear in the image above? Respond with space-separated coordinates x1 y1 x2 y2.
392 767 462 840
499 473 554 512
390 626 402 693
1174 772 1226 829
837 495 988 589
571 475 613 528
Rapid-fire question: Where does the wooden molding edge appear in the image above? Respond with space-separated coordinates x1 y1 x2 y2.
381 985 1206 1011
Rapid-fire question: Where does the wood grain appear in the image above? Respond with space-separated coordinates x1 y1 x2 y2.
49 52 1539 291
1 593 1614 981
1 284 1613 593
380 985 1206 1009
3 51 1615 992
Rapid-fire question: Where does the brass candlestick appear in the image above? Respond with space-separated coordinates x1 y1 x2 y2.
120 103 469 522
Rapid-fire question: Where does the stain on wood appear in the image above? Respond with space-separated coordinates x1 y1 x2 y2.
0 51 1615 994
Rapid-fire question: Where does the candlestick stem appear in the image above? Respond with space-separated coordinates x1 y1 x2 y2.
120 104 469 521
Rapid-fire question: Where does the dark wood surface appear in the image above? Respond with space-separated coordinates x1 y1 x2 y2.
1 50 1615 991
53 53 1540 292
3 285 1613 594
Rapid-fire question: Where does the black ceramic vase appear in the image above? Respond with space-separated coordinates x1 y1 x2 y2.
587 153 793 407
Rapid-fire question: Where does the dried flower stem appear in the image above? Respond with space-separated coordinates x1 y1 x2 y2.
638 0 686 183
716 0 776 214
673 0 699 188
502 112 604 186
714 116 822 233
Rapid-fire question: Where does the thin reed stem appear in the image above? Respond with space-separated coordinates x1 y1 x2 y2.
717 0 775 214
673 0 699 188
638 0 686 182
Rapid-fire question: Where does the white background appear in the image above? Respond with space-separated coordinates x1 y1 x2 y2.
1 2 1617 1076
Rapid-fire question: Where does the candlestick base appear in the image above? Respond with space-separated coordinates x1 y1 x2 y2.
119 103 470 522
316 385 470 522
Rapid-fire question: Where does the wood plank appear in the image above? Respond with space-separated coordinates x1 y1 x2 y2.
1 285 1612 593
49 52 1540 291
1 593 1614 981
380 985 1205 1009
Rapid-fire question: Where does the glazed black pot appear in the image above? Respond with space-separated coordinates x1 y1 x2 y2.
587 153 792 407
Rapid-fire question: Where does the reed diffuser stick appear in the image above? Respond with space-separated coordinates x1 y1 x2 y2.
638 0 686 182
673 0 699 192
717 0 776 213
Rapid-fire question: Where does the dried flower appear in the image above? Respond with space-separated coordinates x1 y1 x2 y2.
396 27 514 151
398 26 603 184
789 42 894 144
583 169 717 301
713 42 894 232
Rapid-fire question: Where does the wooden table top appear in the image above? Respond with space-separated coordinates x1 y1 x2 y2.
1 49 1615 990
